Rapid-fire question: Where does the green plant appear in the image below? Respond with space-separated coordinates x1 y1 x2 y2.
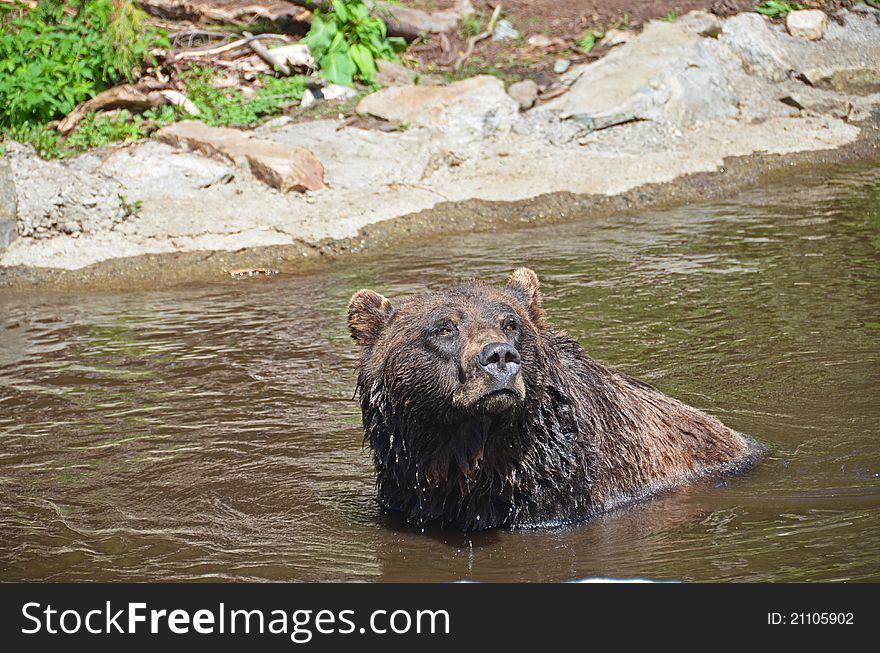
304 0 407 86
3 104 175 159
661 11 678 22
65 106 174 150
117 193 143 217
578 29 605 53
0 0 168 132
2 122 62 158
182 67 308 127
754 1 804 17
460 13 483 38
3 68 309 159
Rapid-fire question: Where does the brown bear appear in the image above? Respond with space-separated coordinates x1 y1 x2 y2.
348 268 762 531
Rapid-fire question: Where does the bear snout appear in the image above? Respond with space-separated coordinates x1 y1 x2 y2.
476 342 521 388
451 339 526 410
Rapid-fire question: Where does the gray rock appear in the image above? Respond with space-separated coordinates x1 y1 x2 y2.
786 9 828 41
553 59 571 74
99 141 235 195
157 121 325 193
376 60 419 87
540 21 739 131
780 91 851 118
507 79 539 110
301 83 358 109
357 75 519 137
721 10 880 89
599 29 632 48
0 159 17 252
800 66 880 96
850 2 880 14
492 19 519 42
721 13 792 82
677 10 722 37
4 142 129 239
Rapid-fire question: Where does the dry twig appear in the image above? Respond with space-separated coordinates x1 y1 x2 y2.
57 85 169 134
454 4 502 72
243 31 291 76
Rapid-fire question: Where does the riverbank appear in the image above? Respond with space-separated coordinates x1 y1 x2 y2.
2 5 879 290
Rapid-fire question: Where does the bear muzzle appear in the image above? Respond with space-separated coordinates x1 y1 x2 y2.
477 342 521 387
469 341 526 412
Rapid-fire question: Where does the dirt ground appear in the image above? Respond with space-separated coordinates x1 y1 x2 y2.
146 1 858 41
400 0 857 81
409 1 854 37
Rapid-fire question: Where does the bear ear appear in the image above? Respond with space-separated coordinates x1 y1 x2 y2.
505 268 545 324
348 289 394 346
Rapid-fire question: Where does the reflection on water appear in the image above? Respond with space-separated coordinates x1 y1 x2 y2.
1 161 878 582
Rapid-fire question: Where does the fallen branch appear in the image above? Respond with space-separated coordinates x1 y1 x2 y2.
454 4 501 72
172 33 291 59
56 83 200 135
243 31 291 76
57 85 168 134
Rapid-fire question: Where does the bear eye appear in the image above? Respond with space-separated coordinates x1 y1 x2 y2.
502 319 518 333
436 322 455 337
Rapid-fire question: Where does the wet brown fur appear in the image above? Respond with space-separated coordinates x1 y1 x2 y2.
348 269 762 531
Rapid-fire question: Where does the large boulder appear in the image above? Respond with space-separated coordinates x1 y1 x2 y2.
157 121 325 193
539 21 739 130
356 75 519 137
3 143 130 239
99 141 235 197
721 13 796 82
721 10 880 92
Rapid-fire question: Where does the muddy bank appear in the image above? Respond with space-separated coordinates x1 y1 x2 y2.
2 6 880 289
1 117 877 292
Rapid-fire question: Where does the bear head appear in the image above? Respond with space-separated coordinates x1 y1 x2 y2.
348 268 548 424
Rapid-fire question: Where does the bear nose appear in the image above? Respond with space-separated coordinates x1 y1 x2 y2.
476 342 521 379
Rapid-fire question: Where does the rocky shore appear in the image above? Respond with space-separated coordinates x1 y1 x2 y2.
1 5 879 287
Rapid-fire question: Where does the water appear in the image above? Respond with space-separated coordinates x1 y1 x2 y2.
1 161 878 582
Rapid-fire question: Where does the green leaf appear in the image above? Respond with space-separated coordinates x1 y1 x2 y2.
304 13 333 57
332 0 350 23
578 30 604 53
754 1 803 17
349 43 376 81
351 2 370 22
329 30 349 55
319 51 355 87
